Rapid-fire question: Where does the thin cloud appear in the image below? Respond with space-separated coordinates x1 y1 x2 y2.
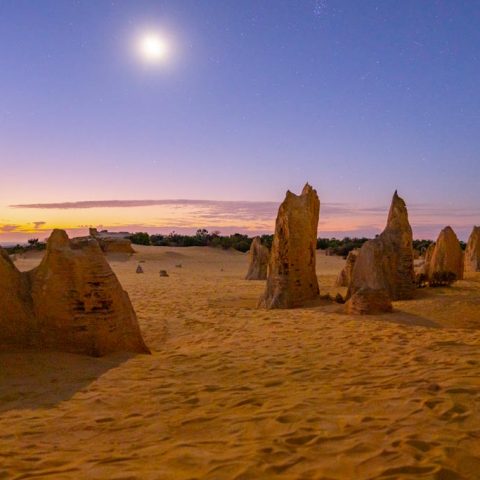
8 197 395 220
6 198 480 241
0 224 20 232
10 199 278 210
32 221 46 229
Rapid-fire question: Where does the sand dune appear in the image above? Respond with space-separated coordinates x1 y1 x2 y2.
2 247 480 479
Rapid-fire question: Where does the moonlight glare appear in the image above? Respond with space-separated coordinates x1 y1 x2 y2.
137 31 170 63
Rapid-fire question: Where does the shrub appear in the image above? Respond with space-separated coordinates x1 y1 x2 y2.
415 273 428 288
429 271 457 287
4 240 46 255
128 232 151 246
412 239 434 255
316 237 369 256
260 234 273 250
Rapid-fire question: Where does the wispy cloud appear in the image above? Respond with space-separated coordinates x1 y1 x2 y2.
9 198 366 215
0 224 20 232
4 198 480 241
10 199 277 210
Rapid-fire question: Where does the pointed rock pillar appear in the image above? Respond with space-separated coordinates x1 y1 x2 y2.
259 183 320 309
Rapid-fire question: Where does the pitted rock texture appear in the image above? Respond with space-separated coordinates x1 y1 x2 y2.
427 226 464 281
347 191 415 304
464 226 480 274
0 230 149 356
245 237 269 280
335 250 358 288
259 183 320 309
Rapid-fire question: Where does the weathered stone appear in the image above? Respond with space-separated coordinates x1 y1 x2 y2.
464 226 480 274
424 242 435 265
347 191 415 304
335 250 358 287
259 183 320 309
345 288 393 315
418 242 435 276
89 228 135 254
245 237 269 280
136 265 144 274
0 248 35 348
427 226 464 281
159 270 169 277
28 230 149 356
99 237 135 254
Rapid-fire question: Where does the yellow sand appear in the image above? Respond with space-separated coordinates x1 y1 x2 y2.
2 247 480 479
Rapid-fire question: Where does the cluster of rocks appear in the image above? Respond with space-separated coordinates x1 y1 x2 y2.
0 229 149 356
135 264 169 277
248 182 480 316
252 185 417 315
415 225 480 285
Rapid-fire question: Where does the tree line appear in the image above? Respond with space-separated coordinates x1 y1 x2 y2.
4 232 459 258
128 230 442 257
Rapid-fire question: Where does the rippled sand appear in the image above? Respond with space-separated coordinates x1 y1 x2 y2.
2 247 480 479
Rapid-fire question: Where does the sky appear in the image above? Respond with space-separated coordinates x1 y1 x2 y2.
1 0 479 243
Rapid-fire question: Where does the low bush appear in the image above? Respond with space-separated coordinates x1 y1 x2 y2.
429 271 457 287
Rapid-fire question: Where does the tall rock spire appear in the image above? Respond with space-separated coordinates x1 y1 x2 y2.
259 183 320 309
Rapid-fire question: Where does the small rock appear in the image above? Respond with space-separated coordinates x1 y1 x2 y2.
345 287 393 315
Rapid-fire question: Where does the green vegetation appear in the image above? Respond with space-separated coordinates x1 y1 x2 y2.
126 230 446 258
412 239 434 254
128 232 151 245
130 229 255 252
429 271 458 287
316 237 369 257
4 238 46 255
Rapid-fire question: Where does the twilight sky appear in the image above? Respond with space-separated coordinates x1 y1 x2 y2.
1 0 479 243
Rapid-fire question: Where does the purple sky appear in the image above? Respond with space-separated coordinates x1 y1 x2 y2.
1 1 479 243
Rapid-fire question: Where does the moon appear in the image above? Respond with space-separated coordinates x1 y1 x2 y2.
137 32 169 63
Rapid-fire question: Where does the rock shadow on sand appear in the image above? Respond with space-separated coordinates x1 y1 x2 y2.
284 300 442 328
0 350 134 413
382 311 442 329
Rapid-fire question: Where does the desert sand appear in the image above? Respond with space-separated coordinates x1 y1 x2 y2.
2 246 480 479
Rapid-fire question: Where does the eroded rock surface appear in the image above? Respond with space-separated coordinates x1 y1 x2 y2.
0 248 35 347
335 250 358 287
245 237 269 280
89 228 135 254
347 191 415 306
345 288 393 315
0 230 149 356
464 226 480 274
259 183 320 309
427 226 464 281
